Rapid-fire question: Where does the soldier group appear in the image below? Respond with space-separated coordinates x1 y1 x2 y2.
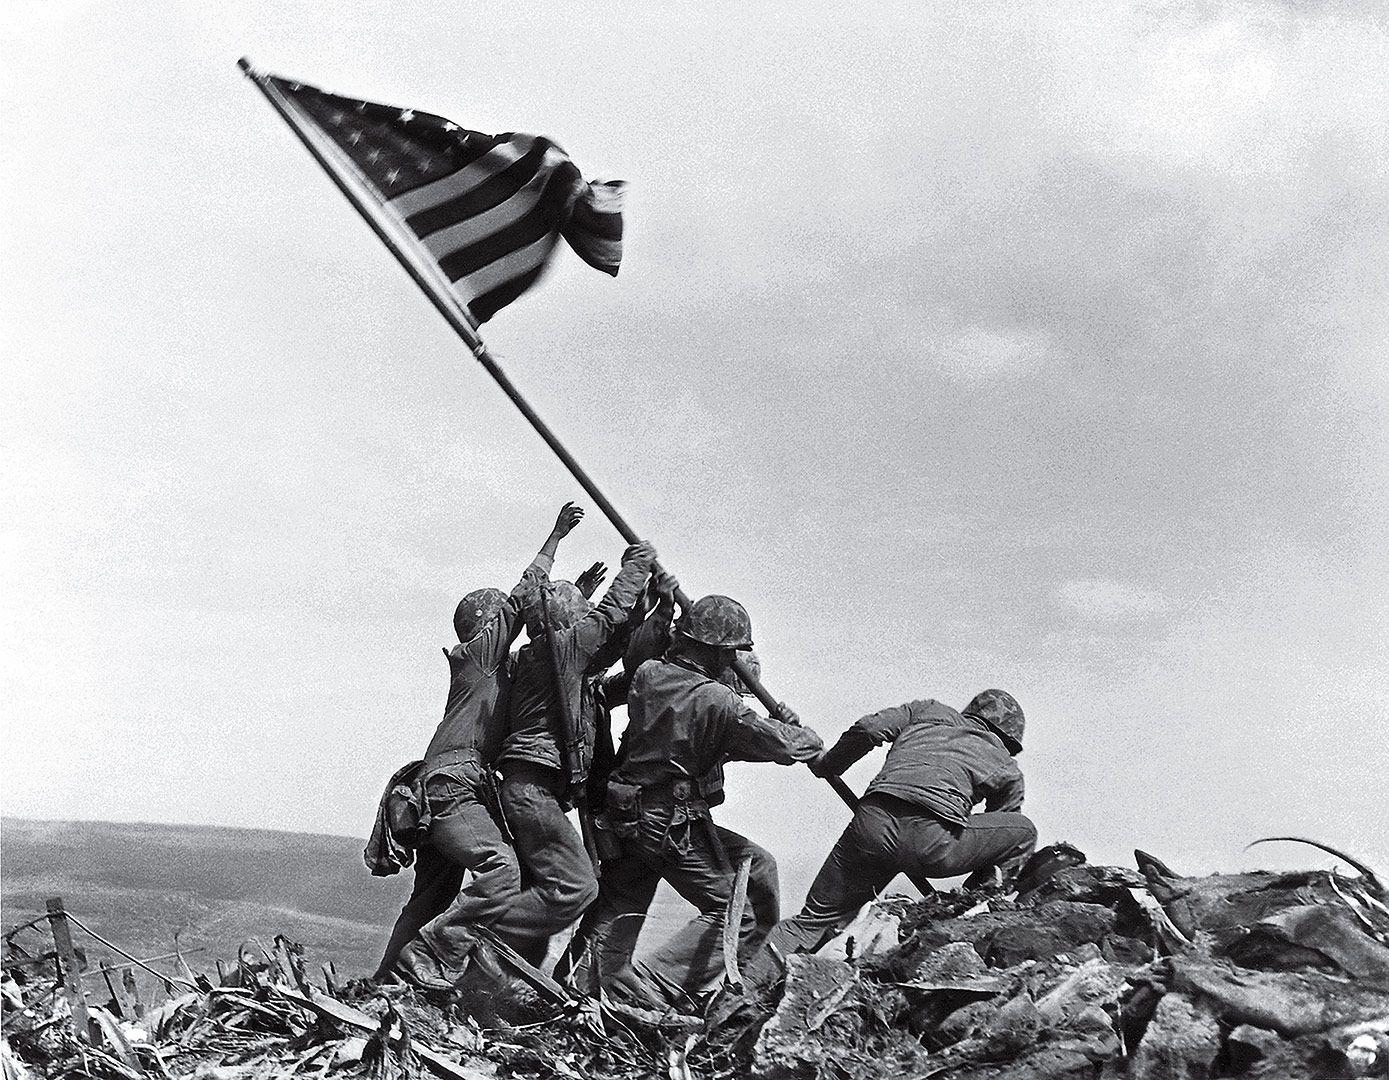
366 503 1038 1009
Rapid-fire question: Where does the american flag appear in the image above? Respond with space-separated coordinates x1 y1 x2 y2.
269 76 625 324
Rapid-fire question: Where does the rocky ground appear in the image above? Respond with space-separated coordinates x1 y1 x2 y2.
5 841 1388 1079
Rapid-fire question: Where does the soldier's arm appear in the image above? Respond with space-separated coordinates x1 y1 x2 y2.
465 504 580 670
571 541 657 668
984 767 1025 814
809 701 919 777
623 570 678 673
725 696 825 765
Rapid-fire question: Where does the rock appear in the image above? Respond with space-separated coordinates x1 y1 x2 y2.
1225 1024 1282 1072
1014 842 1089 900
979 993 1043 1060
1128 993 1220 1080
901 941 1004 993
1030 863 1147 907
751 955 861 1079
1226 904 1389 979
948 1042 1104 1080
983 902 1117 967
815 900 902 965
1139 868 1346 947
1174 956 1389 1036
935 999 998 1046
1035 958 1124 1033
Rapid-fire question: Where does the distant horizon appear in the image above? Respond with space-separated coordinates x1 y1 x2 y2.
1 813 371 844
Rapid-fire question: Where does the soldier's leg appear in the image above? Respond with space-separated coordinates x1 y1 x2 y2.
713 829 780 959
904 811 1037 884
744 800 900 990
375 843 464 979
414 793 521 973
640 821 764 994
729 833 780 959
492 765 599 964
566 850 662 991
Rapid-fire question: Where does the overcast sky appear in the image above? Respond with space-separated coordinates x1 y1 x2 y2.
4 0 1386 896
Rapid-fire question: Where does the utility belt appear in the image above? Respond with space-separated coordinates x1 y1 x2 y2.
598 776 728 868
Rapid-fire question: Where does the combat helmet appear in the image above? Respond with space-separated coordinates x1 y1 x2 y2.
454 588 508 642
676 595 754 649
523 580 592 639
963 689 1025 754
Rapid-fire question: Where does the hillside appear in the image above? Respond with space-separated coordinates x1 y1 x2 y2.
1 817 410 980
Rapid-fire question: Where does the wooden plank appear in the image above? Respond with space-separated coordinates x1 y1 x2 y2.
46 897 92 1044
122 969 144 1020
100 962 133 1019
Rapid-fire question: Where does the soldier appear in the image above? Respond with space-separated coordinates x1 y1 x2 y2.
744 690 1037 989
485 539 660 965
582 596 824 1004
378 503 598 987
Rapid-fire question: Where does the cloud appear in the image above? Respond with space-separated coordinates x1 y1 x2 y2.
1053 578 1170 620
931 325 1054 381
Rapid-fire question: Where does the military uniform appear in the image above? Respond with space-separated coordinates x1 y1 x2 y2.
746 698 1036 987
584 656 824 995
378 554 551 982
489 559 652 963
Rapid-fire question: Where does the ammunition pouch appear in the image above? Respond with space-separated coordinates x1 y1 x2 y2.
605 780 643 839
592 813 625 862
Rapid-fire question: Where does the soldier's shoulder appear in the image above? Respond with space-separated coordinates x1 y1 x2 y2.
904 699 966 724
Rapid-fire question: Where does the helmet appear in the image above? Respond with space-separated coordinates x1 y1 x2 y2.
523 580 592 638
963 689 1024 753
454 588 507 642
676 595 753 649
717 649 761 696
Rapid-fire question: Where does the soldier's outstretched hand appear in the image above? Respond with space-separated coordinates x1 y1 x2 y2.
576 561 608 598
774 702 800 726
622 540 658 569
553 501 584 538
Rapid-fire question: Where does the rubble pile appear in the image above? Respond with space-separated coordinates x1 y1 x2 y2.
4 842 1388 1079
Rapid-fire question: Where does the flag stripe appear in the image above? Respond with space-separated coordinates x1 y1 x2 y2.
390 135 546 218
469 264 548 323
459 237 557 306
419 167 556 260
405 145 571 240
443 209 558 285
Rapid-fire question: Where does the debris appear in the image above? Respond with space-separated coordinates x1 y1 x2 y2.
7 845 1389 1079
722 857 753 990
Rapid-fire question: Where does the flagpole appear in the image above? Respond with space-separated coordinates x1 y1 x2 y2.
237 59 877 829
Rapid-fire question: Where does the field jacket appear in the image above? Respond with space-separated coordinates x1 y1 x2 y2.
816 698 1024 827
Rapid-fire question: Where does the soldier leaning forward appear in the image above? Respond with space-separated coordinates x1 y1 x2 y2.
484 540 659 965
370 503 589 986
744 690 1037 991
582 596 823 1004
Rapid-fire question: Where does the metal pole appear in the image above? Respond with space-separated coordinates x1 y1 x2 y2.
240 59 870 821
